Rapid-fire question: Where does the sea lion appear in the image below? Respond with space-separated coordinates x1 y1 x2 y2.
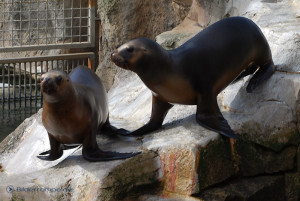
111 17 275 139
38 66 140 162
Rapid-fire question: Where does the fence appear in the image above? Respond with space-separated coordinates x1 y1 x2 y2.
1 52 95 111
0 0 97 133
0 0 95 52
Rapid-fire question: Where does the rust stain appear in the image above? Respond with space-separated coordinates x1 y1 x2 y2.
160 151 180 194
88 0 96 8
230 138 236 154
87 181 100 200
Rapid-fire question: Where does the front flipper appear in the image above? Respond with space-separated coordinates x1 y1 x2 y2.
82 149 141 162
196 95 238 139
129 95 173 136
38 144 82 157
37 133 64 161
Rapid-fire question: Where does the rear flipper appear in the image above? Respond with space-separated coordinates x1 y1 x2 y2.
196 114 238 139
232 63 258 83
246 61 275 93
100 116 130 136
82 149 141 162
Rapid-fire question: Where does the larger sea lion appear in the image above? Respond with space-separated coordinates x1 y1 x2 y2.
111 17 275 139
38 66 140 162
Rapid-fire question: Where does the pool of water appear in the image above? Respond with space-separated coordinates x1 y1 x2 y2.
0 105 41 142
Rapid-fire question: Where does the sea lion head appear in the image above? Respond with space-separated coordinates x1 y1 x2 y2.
111 38 167 72
41 70 72 103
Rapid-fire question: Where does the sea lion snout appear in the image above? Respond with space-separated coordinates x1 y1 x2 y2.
111 51 128 69
41 77 58 95
41 72 65 95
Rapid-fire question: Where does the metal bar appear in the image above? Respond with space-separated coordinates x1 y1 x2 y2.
35 61 37 106
7 64 10 110
40 61 43 107
13 63 16 109
29 62 32 108
19 62 21 108
62 0 65 44
0 52 95 64
2 5 4 47
24 62 26 107
71 0 73 43
54 0 57 44
0 42 94 52
79 0 82 43
37 0 40 46
1 65 4 109
28 0 31 46
11 1 14 48
46 0 48 44
66 59 69 73
88 0 95 46
20 0 22 47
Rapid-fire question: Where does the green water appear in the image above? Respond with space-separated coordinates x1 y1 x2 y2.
0 102 41 142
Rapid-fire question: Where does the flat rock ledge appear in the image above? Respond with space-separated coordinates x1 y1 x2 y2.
1 70 300 201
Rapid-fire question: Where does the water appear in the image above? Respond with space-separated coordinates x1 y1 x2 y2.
0 102 41 142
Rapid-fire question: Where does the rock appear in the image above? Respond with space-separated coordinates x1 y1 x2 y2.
132 194 201 201
219 73 300 152
156 0 255 49
108 71 235 194
171 0 193 21
1 0 300 200
198 175 285 201
285 172 300 201
107 0 300 196
0 110 160 201
234 140 297 176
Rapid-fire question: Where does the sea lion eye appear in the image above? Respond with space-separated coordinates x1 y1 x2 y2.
40 77 44 82
55 76 63 85
126 47 134 53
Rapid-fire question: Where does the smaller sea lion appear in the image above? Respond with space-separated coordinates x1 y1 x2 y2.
111 17 275 139
38 66 140 162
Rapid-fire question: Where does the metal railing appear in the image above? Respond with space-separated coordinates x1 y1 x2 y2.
0 52 95 111
0 0 97 137
0 0 95 52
